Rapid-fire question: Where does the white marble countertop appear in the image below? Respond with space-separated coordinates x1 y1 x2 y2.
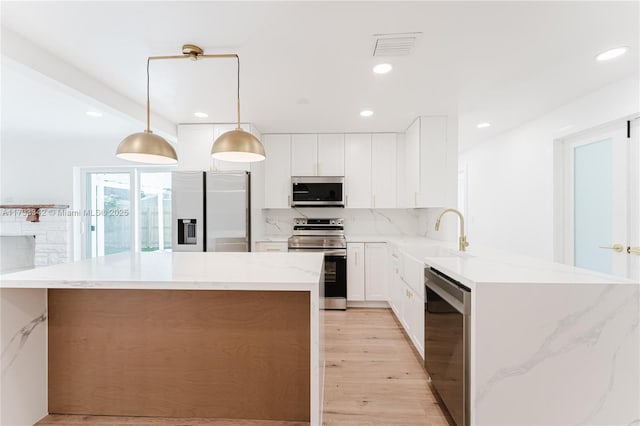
0 251 325 290
396 239 636 287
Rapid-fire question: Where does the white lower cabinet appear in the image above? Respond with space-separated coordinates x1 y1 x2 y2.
364 243 387 300
403 283 425 358
347 242 388 302
347 243 365 301
387 244 425 358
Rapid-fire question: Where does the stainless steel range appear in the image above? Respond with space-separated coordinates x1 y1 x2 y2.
288 218 347 310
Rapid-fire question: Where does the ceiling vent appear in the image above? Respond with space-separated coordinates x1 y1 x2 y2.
372 32 422 57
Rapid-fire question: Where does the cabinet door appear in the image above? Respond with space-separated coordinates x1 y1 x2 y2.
264 134 291 208
344 134 372 208
291 134 318 176
371 134 397 208
176 124 215 171
347 243 365 301
388 247 402 317
419 116 448 207
365 243 387 301
406 287 425 358
318 134 345 176
212 124 252 172
405 119 420 207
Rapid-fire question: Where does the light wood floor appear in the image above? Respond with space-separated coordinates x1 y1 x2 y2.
38 309 450 426
323 309 450 426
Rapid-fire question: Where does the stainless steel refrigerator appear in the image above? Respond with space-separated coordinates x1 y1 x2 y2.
171 171 251 252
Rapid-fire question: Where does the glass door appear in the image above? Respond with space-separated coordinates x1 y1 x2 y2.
139 172 172 252
562 118 639 279
85 172 132 258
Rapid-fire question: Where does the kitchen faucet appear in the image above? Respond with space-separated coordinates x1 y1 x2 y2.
435 208 469 252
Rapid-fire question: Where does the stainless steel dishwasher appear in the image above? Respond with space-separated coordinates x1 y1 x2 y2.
424 267 471 426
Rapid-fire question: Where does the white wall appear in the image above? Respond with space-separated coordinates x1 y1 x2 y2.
460 75 639 261
0 132 131 205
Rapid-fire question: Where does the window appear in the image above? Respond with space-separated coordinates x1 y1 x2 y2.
81 167 173 258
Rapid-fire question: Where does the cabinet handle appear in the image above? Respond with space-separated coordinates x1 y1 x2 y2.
346 195 349 207
316 162 320 176
373 195 376 208
414 192 418 207
355 251 358 266
628 246 640 255
288 195 291 207
266 248 281 252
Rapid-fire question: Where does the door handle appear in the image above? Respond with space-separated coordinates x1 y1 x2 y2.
599 244 624 252
628 246 640 255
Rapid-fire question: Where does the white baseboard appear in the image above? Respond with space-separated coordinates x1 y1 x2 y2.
346 300 390 308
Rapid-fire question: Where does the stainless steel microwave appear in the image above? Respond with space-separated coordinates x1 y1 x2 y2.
291 176 344 207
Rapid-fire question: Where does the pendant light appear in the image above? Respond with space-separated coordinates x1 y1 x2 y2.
116 44 265 164
116 57 178 164
210 55 265 162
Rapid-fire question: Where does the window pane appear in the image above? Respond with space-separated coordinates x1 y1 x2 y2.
139 172 172 252
86 173 131 257
574 139 613 274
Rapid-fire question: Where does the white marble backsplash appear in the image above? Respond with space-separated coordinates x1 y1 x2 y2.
262 208 430 237
0 208 71 267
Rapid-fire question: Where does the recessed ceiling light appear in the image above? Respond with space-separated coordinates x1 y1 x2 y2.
86 111 102 118
373 63 392 74
360 110 374 117
596 46 628 62
477 122 491 129
193 112 208 118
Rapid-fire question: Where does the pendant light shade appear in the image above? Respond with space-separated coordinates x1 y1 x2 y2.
117 45 265 164
116 131 178 164
211 129 265 162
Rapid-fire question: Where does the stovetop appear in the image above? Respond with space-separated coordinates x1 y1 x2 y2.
288 218 346 249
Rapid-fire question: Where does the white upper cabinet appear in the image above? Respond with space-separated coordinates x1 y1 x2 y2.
404 119 420 207
290 134 317 176
176 124 215 171
176 123 263 173
317 134 345 176
371 133 397 208
263 134 291 208
344 134 372 208
402 116 452 208
419 117 448 207
291 134 345 176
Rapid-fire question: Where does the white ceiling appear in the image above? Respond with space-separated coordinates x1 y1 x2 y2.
1 1 638 151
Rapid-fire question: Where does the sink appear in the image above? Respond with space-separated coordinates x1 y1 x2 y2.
399 244 473 259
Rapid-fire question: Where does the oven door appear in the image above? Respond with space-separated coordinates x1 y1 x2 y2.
323 253 347 309
288 248 347 310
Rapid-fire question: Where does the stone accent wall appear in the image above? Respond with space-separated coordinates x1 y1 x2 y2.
0 208 71 267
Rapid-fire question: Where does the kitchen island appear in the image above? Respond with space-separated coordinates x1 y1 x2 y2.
0 251 325 426
398 240 639 426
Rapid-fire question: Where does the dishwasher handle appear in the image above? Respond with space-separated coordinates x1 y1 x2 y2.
425 268 470 315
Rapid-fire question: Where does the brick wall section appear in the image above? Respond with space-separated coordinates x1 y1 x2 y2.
0 208 71 266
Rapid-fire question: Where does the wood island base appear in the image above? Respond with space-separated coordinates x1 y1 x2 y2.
47 289 311 422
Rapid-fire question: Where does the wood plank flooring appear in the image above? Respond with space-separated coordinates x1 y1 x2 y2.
322 309 451 426
38 309 450 426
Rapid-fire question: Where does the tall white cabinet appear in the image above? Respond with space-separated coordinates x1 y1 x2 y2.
344 134 372 208
263 134 291 208
402 116 452 208
371 134 397 208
